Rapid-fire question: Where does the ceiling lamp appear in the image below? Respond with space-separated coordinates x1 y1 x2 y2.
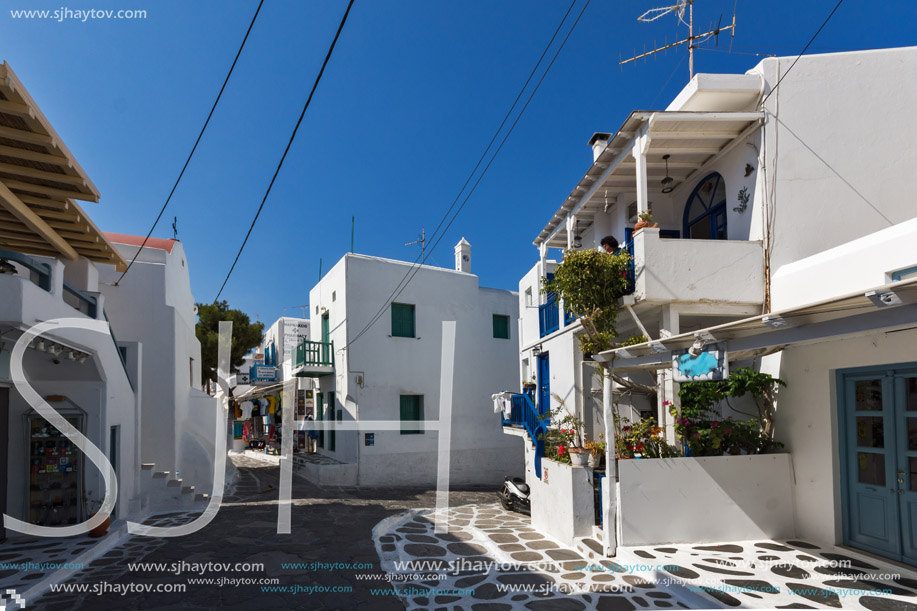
661 154 675 194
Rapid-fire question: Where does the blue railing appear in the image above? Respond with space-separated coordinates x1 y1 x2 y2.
538 297 559 337
563 308 576 326
294 339 334 368
503 393 550 479
62 281 97 318
0 249 51 291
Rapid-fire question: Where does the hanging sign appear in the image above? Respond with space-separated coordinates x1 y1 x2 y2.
672 342 729 382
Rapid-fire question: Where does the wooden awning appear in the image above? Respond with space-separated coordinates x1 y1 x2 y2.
0 61 127 270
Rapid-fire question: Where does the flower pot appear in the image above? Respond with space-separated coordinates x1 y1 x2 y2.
587 453 599 468
568 448 589 467
634 221 659 231
89 513 110 538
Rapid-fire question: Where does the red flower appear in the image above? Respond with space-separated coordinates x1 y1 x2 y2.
636 442 645 452
711 422 720 429
557 445 566 455
723 428 733 436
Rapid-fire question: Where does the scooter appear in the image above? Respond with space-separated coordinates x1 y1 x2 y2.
498 475 530 516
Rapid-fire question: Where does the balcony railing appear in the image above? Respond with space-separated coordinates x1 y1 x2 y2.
503 393 550 478
0 249 51 291
62 280 97 318
538 297 559 337
294 339 334 369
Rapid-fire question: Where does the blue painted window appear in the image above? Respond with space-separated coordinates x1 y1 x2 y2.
400 394 423 435
493 314 510 339
391 303 415 338
683 172 727 240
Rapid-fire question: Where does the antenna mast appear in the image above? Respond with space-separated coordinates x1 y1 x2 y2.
619 0 736 80
291 305 308 318
404 227 426 263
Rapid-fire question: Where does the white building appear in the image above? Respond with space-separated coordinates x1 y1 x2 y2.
0 62 218 539
97 234 220 501
299 241 523 486
0 61 140 534
505 46 917 561
260 316 310 382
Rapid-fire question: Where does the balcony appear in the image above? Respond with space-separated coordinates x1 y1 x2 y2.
538 298 559 337
292 339 334 378
501 392 549 478
0 249 103 323
631 228 764 305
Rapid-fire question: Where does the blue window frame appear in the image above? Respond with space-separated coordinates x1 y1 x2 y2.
683 172 727 240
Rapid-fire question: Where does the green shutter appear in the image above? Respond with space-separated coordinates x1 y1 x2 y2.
400 394 422 435
493 314 510 339
392 303 415 337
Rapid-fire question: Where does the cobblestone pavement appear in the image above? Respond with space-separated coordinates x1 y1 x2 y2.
23 454 493 610
374 504 917 610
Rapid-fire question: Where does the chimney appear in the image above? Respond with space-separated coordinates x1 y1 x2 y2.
588 132 612 162
454 238 471 273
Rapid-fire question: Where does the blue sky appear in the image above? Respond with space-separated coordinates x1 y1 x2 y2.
3 0 916 325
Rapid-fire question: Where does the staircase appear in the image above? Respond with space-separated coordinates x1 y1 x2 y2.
140 462 209 513
503 393 549 478
574 525 607 560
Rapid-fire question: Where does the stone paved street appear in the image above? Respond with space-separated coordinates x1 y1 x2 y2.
374 504 917 610
14 453 917 610
25 454 492 610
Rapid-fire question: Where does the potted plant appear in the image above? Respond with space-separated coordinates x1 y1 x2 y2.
82 490 110 538
634 210 658 232
584 436 606 468
540 406 589 466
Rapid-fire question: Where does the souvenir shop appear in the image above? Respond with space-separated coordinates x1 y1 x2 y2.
229 382 317 456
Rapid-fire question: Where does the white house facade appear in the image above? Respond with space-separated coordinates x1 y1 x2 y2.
299 243 524 487
502 46 917 563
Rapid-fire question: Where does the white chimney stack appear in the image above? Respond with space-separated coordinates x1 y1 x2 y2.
454 238 471 273
588 132 612 162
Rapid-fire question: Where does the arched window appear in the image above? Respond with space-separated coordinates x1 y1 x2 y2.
683 172 727 240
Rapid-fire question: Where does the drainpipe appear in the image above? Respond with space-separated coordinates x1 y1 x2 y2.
602 365 617 556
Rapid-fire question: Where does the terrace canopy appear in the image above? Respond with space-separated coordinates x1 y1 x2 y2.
535 110 763 250
0 61 126 270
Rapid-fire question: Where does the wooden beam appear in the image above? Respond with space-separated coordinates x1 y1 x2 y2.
0 209 79 226
0 124 53 147
16 194 69 210
0 99 33 118
0 221 97 244
0 180 78 259
0 212 90 233
0 144 70 168
3 179 97 203
0 240 61 257
0 162 85 186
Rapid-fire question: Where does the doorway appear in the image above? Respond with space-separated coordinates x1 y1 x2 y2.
840 364 917 564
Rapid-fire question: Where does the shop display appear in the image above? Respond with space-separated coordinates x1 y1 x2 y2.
28 416 83 526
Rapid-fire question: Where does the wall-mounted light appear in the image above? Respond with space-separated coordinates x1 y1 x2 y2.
866 289 902 307
661 154 675 194
532 344 542 357
762 314 788 329
35 339 46 352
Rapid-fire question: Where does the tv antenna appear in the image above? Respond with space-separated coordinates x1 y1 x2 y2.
404 227 426 263
290 305 309 318
619 0 736 80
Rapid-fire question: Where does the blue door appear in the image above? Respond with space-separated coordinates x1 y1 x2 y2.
537 353 550 416
841 366 917 563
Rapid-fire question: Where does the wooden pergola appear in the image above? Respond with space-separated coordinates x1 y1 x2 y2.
0 61 127 270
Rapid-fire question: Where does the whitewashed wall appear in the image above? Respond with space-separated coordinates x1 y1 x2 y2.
309 253 523 486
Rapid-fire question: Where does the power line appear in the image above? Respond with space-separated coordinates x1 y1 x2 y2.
213 0 356 302
345 0 591 349
761 0 845 105
115 0 264 285
341 0 580 349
